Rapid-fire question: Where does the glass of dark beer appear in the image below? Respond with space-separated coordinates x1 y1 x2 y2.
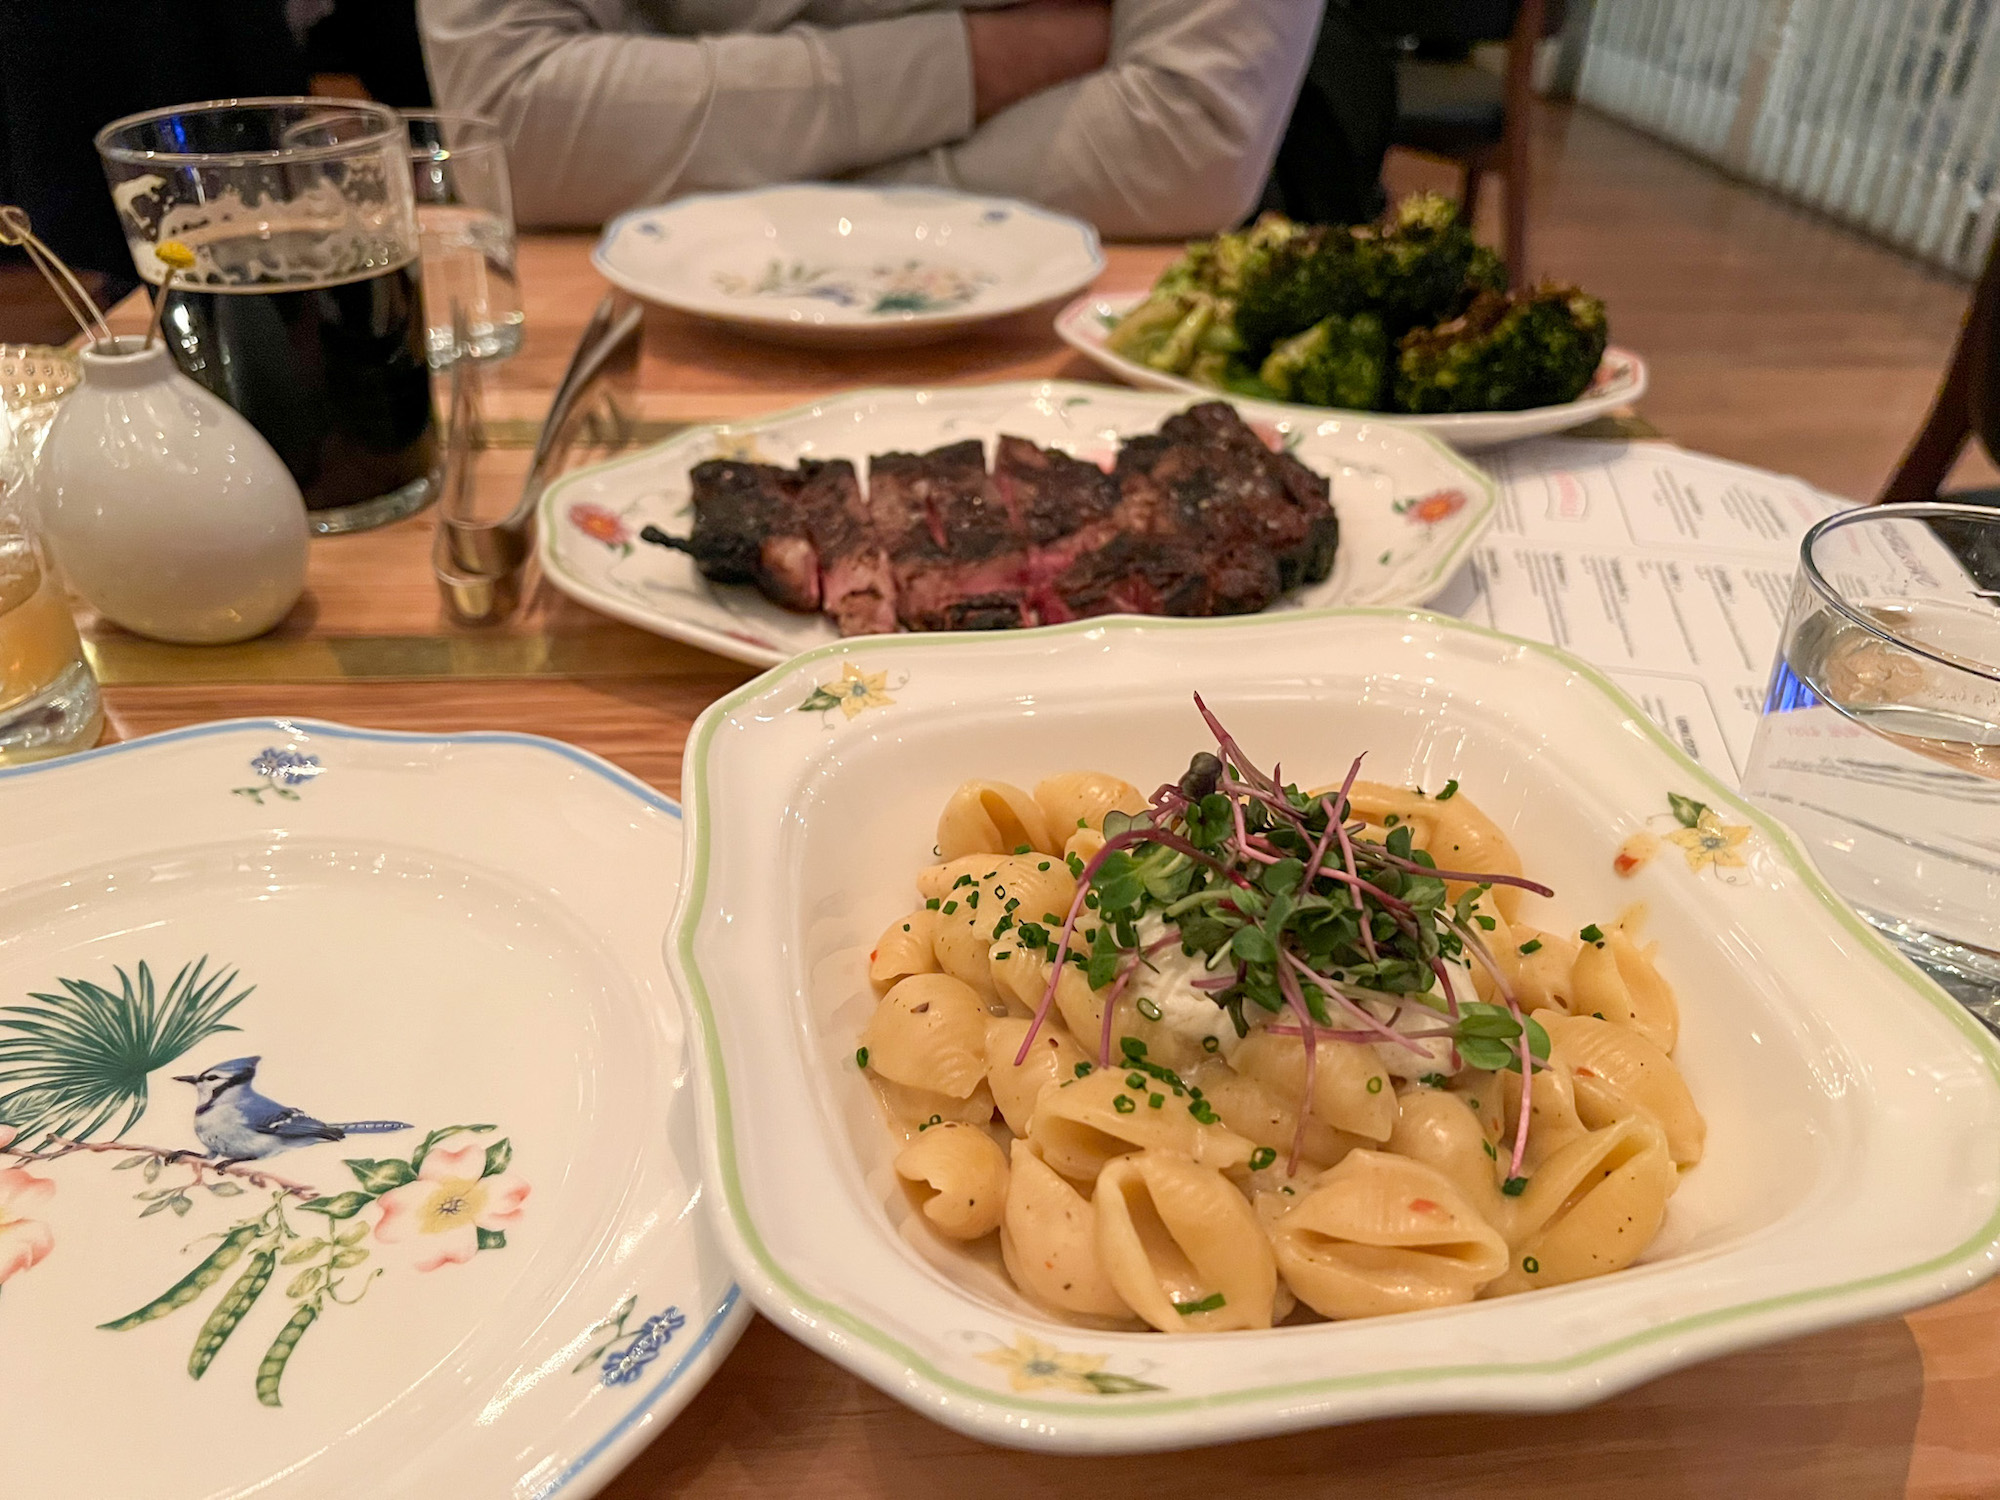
96 98 439 534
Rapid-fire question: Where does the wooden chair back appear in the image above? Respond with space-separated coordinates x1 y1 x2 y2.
1881 229 2000 503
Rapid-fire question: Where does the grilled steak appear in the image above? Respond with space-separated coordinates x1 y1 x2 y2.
667 402 1338 637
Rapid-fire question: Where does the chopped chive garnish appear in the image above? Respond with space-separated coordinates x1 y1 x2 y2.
1249 1147 1277 1171
1517 938 1543 955
1201 1035 1220 1053
1113 1094 1136 1114
1522 1256 1540 1274
1074 1061 1093 1077
919 1114 941 1131
925 898 940 910
855 1047 869 1068
1474 914 1496 930
1482 1139 1497 1159
1501 1175 1528 1196
954 874 974 888
1037 861 1051 871
1174 1293 1226 1314
1384 813 1400 827
1066 853 1085 877
1126 1071 1147 1089
1189 1100 1218 1124
1136 997 1163 1022
1579 923 1605 943
1013 844 1032 855
941 901 958 914
1419 1072 1448 1089
1365 1075 1383 1094
1148 1093 1164 1109
1437 779 1459 801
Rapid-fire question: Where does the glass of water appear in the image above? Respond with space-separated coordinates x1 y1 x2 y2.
1742 501 2000 1020
403 111 524 367
0 347 103 764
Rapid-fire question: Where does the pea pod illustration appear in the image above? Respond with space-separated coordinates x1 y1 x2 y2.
256 1300 320 1407
188 1246 278 1378
98 1224 262 1332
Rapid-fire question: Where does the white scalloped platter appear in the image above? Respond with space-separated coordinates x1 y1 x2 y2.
537 381 1497 669
0 722 746 1499
1056 290 1648 450
594 185 1104 348
668 608 2000 1453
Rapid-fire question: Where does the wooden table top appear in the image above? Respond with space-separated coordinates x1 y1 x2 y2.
89 237 2000 1499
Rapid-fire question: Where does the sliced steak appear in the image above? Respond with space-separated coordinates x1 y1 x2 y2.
795 459 895 637
993 435 1119 544
684 460 819 610
873 440 1032 631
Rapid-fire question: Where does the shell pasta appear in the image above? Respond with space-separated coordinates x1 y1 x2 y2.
857 709 1705 1330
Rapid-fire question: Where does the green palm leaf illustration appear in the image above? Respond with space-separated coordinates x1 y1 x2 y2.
0 958 252 1148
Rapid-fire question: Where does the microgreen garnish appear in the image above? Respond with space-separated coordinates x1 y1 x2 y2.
1009 695 1554 1178
1501 1175 1529 1197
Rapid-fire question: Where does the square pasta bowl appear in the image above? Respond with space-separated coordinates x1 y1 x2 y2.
669 609 2000 1453
0 722 747 1499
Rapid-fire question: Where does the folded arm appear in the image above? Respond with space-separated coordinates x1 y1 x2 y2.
419 0 979 227
863 0 1320 239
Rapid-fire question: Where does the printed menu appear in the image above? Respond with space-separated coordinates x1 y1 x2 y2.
1428 439 1848 783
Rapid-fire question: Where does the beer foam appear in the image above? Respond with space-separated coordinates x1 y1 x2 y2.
113 174 414 289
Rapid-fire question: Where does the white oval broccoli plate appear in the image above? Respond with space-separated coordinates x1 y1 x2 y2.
1056 290 1648 451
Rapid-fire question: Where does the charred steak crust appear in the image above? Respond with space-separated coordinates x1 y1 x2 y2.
675 404 1340 636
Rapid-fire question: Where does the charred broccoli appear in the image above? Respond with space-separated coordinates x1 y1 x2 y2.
1347 192 1484 336
1258 312 1390 410
1392 285 1609 414
1104 193 1610 415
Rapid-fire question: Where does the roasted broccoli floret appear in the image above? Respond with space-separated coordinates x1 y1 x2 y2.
1104 289 1224 373
1258 312 1390 410
1229 225 1365 356
1392 285 1610 414
1464 243 1507 299
1349 191 1484 335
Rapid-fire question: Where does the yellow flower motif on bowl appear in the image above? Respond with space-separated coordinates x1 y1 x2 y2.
1665 807 1751 873
977 1332 1162 1395
798 662 896 720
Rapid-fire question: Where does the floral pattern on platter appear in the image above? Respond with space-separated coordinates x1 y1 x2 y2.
1616 793 1754 884
796 662 899 722
571 1294 688 1385
234 747 322 805
976 1333 1163 1396
1394 488 1469 525
568 502 634 557
0 956 530 1407
712 258 994 316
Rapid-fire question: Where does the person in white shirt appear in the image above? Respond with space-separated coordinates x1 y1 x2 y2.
417 0 1321 238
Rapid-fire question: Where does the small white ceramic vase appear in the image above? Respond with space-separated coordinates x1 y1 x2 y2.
37 336 309 644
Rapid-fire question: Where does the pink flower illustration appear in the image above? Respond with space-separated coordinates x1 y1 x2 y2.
372 1141 530 1272
0 1127 55 1286
568 502 631 548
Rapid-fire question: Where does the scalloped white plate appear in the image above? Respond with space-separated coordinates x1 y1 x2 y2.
669 609 2000 1453
0 721 746 1498
594 185 1103 348
1056 290 1648 450
537 381 1497 668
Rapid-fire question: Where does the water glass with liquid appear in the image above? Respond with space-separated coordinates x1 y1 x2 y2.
0 347 103 765
1741 502 2000 1022
404 111 524 367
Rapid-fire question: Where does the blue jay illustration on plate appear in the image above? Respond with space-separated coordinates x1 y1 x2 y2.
174 1056 411 1162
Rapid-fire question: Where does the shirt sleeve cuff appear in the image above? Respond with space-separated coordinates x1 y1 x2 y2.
822 10 976 165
